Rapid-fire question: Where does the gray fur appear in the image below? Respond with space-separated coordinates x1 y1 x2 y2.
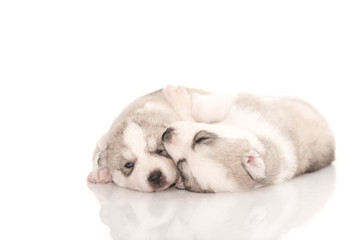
90 88 209 192
163 90 335 192
232 94 335 177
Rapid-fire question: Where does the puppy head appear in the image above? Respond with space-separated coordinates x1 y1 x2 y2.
162 121 266 192
94 120 179 192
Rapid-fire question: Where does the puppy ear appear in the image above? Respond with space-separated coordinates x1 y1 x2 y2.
97 134 108 151
93 134 108 167
242 153 266 181
97 150 108 167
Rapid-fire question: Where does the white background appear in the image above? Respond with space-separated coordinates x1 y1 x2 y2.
0 1 359 239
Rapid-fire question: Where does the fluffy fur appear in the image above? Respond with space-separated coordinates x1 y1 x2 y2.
87 88 208 192
162 86 335 193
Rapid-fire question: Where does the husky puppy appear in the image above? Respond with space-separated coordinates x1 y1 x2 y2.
87 88 207 192
162 87 335 193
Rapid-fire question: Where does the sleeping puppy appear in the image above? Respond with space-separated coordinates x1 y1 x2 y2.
162 87 335 193
87 88 208 192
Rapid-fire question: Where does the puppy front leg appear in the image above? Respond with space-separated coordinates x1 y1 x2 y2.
177 159 214 193
87 135 113 184
87 168 112 184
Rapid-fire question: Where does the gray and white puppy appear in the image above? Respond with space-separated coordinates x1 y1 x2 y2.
162 86 335 193
87 88 207 192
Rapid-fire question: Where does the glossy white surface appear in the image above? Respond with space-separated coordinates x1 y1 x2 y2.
88 166 336 240
1 1 359 239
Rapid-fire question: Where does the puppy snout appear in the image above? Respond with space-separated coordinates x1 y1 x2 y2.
148 170 163 186
162 127 174 142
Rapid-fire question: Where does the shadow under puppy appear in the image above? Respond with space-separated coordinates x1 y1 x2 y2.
162 86 335 193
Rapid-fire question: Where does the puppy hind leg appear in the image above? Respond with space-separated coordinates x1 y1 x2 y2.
191 93 238 123
162 85 195 122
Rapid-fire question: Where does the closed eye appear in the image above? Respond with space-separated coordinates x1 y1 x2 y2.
155 148 171 158
195 137 210 144
192 130 218 149
155 149 163 155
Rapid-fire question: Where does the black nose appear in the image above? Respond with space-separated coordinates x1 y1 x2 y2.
162 127 174 142
148 170 163 186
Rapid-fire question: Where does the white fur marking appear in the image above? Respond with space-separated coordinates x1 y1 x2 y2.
189 155 239 192
123 123 146 156
225 108 297 182
191 93 238 123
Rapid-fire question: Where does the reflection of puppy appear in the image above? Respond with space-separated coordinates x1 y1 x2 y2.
87 88 208 192
162 87 335 193
88 166 336 239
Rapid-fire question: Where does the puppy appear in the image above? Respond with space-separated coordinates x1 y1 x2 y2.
87 88 208 192
162 87 335 193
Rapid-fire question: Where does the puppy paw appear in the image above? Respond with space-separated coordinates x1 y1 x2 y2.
243 153 266 181
162 85 194 121
87 168 112 184
163 85 190 105
175 176 186 190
